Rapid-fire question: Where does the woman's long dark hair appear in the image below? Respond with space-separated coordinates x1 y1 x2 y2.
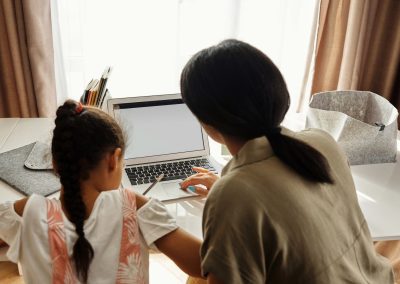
52 100 125 282
181 39 333 184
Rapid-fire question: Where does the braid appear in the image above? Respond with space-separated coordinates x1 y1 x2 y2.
53 102 94 282
52 100 125 282
63 188 93 282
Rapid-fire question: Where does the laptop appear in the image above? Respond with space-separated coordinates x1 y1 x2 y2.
107 94 221 202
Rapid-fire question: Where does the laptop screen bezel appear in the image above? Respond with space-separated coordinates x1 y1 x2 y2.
107 94 210 166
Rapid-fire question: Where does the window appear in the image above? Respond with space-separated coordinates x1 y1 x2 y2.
53 0 319 113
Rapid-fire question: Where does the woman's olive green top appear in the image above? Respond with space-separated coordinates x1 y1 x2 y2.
201 128 394 284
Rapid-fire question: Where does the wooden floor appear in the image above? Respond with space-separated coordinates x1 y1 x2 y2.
0 254 188 283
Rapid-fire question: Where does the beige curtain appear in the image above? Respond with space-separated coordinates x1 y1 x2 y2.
311 0 400 126
0 0 57 117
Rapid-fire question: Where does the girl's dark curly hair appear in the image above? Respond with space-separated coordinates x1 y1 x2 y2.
51 100 125 282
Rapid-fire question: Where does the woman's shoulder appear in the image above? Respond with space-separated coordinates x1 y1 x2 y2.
207 171 254 207
294 128 347 161
295 128 336 144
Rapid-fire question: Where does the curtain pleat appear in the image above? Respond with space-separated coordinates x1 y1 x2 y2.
359 1 400 104
0 0 57 118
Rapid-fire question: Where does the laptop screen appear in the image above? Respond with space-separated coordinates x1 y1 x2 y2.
114 99 205 160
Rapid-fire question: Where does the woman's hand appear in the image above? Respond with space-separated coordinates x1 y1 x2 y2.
180 167 219 196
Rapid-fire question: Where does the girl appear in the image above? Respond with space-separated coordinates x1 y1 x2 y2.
0 100 203 283
180 39 395 283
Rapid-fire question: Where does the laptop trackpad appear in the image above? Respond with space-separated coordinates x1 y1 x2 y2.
138 181 197 201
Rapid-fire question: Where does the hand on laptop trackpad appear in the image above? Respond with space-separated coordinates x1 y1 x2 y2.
140 181 197 201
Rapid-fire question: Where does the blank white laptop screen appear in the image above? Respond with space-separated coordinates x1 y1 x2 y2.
114 99 205 160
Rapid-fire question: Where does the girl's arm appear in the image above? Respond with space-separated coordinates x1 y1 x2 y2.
135 193 204 278
155 228 203 278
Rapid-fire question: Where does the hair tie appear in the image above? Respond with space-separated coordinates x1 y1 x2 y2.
76 102 84 114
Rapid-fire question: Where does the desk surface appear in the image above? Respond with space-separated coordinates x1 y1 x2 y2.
1 117 400 242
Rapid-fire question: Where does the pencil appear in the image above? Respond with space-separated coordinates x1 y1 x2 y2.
143 173 164 196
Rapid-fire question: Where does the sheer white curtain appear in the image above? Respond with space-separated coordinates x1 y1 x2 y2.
52 0 318 112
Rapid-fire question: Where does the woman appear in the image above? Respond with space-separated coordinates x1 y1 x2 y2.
180 39 394 283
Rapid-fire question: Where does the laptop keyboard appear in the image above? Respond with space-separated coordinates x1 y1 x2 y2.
125 158 217 185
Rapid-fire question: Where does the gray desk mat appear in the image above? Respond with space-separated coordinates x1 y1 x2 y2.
0 142 60 196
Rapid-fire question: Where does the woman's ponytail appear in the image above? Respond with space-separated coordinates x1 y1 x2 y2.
266 128 334 184
181 39 335 185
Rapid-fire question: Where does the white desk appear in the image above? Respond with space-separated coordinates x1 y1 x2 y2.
0 119 19 149
283 113 400 241
0 117 400 251
351 162 400 240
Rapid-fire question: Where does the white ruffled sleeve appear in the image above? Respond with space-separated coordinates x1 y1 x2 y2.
0 201 22 262
137 198 178 246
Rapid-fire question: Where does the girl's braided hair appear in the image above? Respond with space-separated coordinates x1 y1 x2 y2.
51 100 125 282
